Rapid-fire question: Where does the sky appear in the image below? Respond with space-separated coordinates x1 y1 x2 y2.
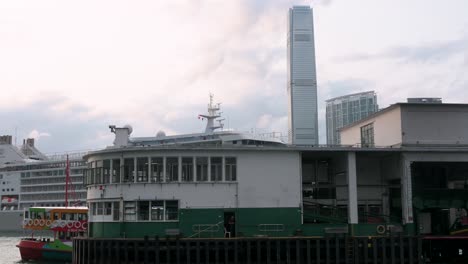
1 0 468 153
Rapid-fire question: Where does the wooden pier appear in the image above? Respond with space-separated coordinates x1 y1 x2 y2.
73 236 423 264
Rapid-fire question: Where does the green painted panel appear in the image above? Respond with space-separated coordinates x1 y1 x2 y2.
179 208 224 238
90 222 178 238
90 207 301 238
236 208 301 237
301 224 347 236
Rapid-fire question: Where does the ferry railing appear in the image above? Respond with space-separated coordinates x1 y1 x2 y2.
189 221 223 238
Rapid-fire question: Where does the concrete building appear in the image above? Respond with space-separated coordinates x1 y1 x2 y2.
339 102 468 238
340 102 468 147
287 6 318 145
326 91 378 145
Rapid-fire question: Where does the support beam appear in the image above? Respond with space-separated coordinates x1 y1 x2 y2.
347 152 358 224
401 160 414 224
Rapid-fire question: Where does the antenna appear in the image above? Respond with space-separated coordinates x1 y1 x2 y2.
15 127 18 146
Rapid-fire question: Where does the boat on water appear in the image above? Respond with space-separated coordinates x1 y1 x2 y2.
16 206 88 261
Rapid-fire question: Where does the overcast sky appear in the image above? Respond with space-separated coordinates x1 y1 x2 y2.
1 0 468 153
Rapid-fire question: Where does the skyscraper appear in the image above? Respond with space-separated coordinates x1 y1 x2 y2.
287 6 318 145
326 91 378 145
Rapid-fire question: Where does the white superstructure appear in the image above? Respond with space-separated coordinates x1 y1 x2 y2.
287 6 319 145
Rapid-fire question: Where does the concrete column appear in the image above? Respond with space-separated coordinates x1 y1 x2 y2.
178 156 182 182
401 160 414 224
347 152 358 224
134 157 137 183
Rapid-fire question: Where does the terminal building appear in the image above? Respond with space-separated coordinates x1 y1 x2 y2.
83 101 468 241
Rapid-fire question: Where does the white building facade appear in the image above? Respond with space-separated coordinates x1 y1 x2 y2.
287 6 319 145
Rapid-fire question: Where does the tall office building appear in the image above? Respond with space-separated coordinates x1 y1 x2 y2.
326 91 378 145
287 6 318 145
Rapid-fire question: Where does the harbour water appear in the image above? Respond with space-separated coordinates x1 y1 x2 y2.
0 231 69 264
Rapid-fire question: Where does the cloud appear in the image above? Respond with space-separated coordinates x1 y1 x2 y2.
27 130 51 140
336 35 468 64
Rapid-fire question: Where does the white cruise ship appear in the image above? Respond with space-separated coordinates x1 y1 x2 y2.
0 136 86 231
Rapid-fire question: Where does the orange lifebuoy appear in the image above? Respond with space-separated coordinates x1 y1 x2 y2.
33 219 40 226
46 220 52 227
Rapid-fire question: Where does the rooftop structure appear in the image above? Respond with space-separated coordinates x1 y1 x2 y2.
407 97 442 104
340 102 468 147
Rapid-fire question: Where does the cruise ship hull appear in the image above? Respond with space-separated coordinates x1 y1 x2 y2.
0 210 23 231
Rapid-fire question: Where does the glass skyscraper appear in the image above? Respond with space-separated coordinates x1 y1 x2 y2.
326 91 378 145
287 6 318 145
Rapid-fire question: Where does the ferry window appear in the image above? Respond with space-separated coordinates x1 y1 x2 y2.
196 157 208 182
96 160 103 184
37 212 44 219
124 202 136 221
225 157 237 181
103 160 111 184
123 158 135 183
69 213 75 220
151 201 164 221
112 202 120 221
105 202 112 215
136 157 149 183
165 201 178 221
181 157 193 182
53 212 59 220
112 159 121 183
45 212 51 220
166 157 179 182
150 157 163 183
138 201 150 220
210 157 222 181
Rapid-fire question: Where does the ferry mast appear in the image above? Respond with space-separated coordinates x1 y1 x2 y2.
199 94 224 133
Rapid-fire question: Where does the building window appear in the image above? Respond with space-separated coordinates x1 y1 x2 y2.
97 202 104 215
165 201 179 221
105 202 112 215
124 201 136 221
210 157 222 181
123 158 135 183
138 201 150 220
225 157 237 181
166 157 178 182
151 201 164 221
181 157 193 182
136 157 149 182
360 123 374 147
151 157 163 182
196 157 208 181
103 160 111 184
112 159 121 183
113 202 120 221
96 160 103 184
